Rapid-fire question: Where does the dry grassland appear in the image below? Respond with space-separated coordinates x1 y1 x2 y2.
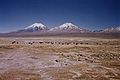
0 37 120 80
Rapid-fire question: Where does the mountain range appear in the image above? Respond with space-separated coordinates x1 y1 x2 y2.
102 27 120 32
0 22 120 37
15 22 89 33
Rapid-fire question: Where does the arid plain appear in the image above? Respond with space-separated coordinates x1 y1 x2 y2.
0 37 120 80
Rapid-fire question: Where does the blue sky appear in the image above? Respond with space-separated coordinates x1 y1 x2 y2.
0 0 119 33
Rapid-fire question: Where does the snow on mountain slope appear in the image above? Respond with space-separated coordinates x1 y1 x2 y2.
24 23 48 32
58 23 79 30
49 23 87 33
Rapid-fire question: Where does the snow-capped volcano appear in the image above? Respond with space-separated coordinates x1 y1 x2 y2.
49 23 87 33
24 23 48 32
12 22 88 33
58 23 79 30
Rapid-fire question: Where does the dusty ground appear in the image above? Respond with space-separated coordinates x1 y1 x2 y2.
0 37 120 80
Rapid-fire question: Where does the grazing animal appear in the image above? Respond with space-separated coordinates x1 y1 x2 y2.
28 42 32 45
32 42 35 43
12 41 16 44
58 42 61 44
75 43 79 45
16 42 19 44
51 42 54 44
86 43 88 45
55 60 59 62
66 43 69 45
39 42 43 44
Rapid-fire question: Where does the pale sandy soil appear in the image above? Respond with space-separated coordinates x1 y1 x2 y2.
0 37 120 80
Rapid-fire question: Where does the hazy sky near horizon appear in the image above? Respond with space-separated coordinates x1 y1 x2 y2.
0 0 119 33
